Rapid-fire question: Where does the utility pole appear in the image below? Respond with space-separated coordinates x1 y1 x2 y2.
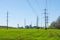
36 16 39 27
7 11 8 29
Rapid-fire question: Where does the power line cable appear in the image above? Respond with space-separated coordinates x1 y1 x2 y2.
27 0 39 27
35 0 41 10
27 0 37 16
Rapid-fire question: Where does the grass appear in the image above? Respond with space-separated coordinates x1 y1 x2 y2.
0 28 60 40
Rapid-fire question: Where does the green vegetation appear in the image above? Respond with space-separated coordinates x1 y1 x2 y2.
49 16 60 29
0 28 60 40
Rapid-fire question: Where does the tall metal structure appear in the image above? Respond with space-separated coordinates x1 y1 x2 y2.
17 24 19 28
44 0 48 29
7 11 8 29
36 16 39 27
24 19 26 28
44 9 48 29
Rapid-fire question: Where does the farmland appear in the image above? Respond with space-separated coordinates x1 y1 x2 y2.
0 28 60 40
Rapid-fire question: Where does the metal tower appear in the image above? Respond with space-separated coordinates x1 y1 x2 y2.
44 0 48 29
36 16 39 27
7 11 8 29
24 19 26 28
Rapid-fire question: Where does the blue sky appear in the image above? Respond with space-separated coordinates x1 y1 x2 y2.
0 0 60 27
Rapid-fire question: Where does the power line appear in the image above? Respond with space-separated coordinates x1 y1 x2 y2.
27 0 39 27
27 0 37 16
45 0 48 9
35 0 40 10
35 0 42 27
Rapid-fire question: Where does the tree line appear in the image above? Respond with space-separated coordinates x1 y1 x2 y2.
49 16 60 29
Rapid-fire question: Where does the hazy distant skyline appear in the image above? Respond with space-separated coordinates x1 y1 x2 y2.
0 0 60 27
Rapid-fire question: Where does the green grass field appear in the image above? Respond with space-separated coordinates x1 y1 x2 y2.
0 28 60 40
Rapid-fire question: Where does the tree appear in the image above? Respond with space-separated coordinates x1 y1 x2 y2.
49 16 60 29
29 25 32 28
55 16 60 29
56 16 60 25
25 25 30 29
49 21 56 29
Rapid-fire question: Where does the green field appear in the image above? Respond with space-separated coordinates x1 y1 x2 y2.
0 28 60 40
